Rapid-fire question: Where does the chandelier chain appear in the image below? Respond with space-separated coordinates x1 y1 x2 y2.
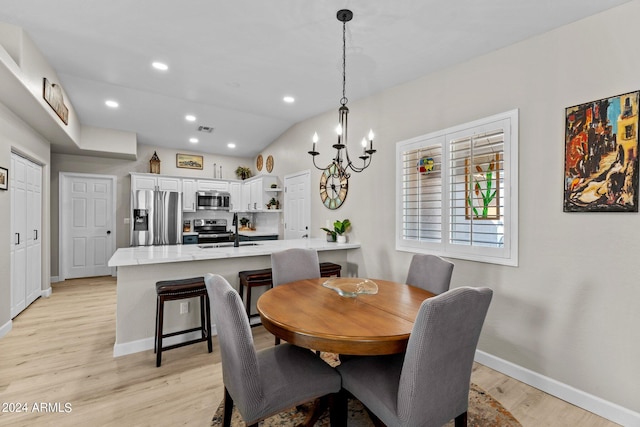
341 19 348 106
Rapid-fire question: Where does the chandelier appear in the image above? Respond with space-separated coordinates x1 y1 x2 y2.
308 9 376 179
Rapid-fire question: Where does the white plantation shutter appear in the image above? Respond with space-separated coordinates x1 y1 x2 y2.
449 130 504 248
396 110 518 266
401 141 443 243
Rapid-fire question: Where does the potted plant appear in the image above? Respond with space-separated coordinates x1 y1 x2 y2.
235 166 252 180
239 217 250 228
321 227 337 242
266 197 278 210
321 219 351 243
334 219 351 243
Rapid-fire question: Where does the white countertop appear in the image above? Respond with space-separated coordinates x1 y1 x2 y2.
108 238 360 267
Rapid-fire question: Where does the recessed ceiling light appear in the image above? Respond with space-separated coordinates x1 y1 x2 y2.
227 143 236 149
189 138 199 143
283 96 295 103
152 61 169 71
105 100 119 108
185 115 196 122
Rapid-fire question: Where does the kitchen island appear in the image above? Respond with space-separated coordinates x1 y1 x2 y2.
107 238 360 357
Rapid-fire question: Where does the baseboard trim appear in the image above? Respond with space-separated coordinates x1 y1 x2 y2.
0 320 12 339
41 287 52 297
50 276 60 283
113 325 218 358
475 350 640 426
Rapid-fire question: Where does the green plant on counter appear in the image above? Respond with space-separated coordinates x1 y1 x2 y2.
235 166 252 180
321 218 351 241
239 217 250 227
333 219 351 236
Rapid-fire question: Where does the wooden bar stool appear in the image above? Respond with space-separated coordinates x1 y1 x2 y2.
238 269 273 322
238 263 342 326
155 276 213 367
319 262 342 278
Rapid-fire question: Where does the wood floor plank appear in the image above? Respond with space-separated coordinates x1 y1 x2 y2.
0 276 620 426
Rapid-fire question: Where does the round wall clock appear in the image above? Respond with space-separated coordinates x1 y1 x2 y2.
319 164 349 210
266 155 274 173
256 154 263 171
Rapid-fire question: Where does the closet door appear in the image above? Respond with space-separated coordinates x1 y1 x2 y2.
10 153 42 318
10 154 28 318
25 162 42 307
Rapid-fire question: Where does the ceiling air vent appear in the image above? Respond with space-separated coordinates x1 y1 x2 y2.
197 126 214 133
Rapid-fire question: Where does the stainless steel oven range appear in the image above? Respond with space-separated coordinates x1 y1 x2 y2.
193 219 233 244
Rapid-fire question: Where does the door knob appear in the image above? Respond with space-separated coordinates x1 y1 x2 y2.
107 230 111 234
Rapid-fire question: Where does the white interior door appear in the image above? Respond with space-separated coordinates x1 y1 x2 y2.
25 161 42 306
284 170 310 239
11 154 27 317
61 173 116 279
11 153 42 318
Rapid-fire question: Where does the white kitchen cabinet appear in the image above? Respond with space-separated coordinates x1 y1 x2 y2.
229 182 242 212
241 182 251 211
182 179 197 212
131 174 157 190
250 179 263 211
197 179 229 192
10 153 42 318
130 173 181 192
242 175 280 212
158 177 181 191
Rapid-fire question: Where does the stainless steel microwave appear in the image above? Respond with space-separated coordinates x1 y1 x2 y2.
196 191 231 210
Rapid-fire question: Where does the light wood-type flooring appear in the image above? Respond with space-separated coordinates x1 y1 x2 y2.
0 277 619 426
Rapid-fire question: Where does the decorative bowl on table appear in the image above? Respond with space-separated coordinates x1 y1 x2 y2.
322 277 378 298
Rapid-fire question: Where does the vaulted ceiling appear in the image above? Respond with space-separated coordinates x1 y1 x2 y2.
0 0 631 157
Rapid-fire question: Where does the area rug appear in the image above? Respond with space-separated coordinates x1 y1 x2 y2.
210 383 521 426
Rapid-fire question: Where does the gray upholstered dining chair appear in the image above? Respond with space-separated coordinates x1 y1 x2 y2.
271 248 321 287
405 254 454 295
203 274 342 427
336 286 493 427
271 248 321 345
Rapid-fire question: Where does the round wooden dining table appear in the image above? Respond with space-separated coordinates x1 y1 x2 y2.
256 277 435 355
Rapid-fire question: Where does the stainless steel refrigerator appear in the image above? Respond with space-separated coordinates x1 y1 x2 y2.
130 190 182 246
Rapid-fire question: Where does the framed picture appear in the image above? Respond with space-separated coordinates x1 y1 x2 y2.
465 154 500 220
176 153 203 170
0 166 8 190
43 78 69 125
564 91 639 212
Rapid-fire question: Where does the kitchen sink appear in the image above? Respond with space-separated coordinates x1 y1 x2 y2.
198 242 261 249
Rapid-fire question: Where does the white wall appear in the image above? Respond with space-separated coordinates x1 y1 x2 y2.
262 1 640 417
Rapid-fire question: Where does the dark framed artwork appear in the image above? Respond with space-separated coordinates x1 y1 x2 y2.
564 91 639 212
0 166 7 190
176 153 203 170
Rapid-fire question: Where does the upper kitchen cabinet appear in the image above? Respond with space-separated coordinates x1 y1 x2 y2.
243 175 281 212
197 180 229 192
182 179 197 212
229 182 242 212
131 173 181 192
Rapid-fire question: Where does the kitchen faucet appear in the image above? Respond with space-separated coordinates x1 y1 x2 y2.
232 212 240 247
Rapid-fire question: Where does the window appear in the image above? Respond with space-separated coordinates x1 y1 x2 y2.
396 109 518 266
